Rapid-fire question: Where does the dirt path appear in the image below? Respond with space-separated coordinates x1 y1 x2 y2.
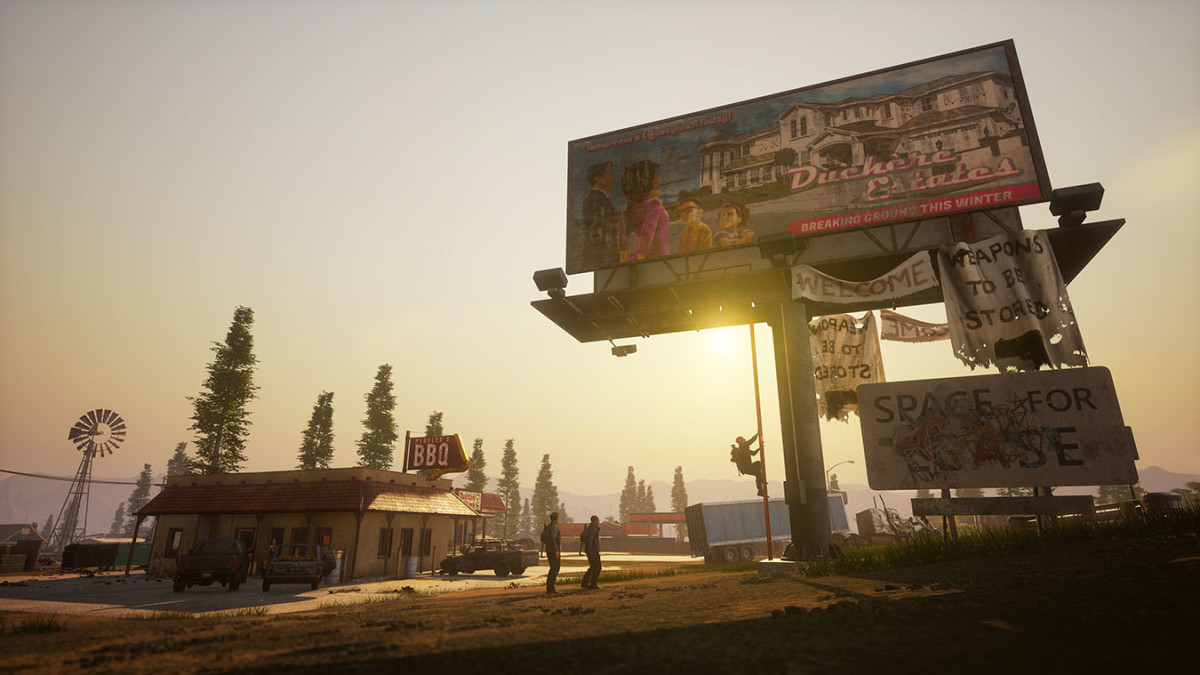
2 533 1196 673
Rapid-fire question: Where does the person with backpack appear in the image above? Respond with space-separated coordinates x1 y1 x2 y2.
540 511 562 595
580 515 602 590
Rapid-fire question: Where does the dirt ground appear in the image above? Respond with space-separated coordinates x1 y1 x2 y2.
2 532 1196 674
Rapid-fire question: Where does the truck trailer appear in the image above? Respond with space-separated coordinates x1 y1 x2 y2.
685 495 849 563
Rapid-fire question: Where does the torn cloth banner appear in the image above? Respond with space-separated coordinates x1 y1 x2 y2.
880 309 950 342
808 312 886 422
792 252 938 304
938 229 1087 371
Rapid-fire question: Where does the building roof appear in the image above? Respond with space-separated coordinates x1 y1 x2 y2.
630 512 687 523
0 523 46 544
138 481 478 517
480 492 507 511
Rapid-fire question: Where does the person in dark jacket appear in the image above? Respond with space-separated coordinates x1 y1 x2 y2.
541 511 562 595
731 433 764 496
580 515 602 590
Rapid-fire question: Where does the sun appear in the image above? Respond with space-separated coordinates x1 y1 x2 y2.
709 329 735 353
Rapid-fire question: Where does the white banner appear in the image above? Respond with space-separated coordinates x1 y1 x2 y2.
938 230 1087 371
880 309 950 342
808 312 886 422
792 252 939 304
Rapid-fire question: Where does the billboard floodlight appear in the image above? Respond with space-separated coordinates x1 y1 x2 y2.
611 344 637 357
533 268 568 299
1049 183 1104 227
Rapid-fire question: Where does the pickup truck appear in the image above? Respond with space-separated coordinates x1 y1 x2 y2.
262 543 327 591
173 539 250 592
437 537 538 577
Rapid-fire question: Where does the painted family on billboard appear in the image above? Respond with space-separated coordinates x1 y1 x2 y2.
565 40 1050 274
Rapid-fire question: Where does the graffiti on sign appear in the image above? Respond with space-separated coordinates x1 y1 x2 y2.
859 367 1135 490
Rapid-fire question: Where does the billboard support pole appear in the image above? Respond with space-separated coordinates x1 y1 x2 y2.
748 304 772 560
769 297 832 559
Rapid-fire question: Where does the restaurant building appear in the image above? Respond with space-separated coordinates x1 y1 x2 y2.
136 467 480 582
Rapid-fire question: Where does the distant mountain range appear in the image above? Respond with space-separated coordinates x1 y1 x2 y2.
3 465 1197 538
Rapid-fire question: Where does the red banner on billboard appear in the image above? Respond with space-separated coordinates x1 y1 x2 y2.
565 40 1050 274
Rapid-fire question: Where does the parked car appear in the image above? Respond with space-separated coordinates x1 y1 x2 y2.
262 543 326 591
437 538 538 577
174 539 250 593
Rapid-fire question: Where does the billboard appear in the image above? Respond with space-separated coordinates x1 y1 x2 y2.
566 40 1049 274
858 367 1136 490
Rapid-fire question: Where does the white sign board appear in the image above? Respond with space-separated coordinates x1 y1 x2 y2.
858 367 1135 490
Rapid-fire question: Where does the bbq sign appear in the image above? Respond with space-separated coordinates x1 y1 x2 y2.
404 433 469 480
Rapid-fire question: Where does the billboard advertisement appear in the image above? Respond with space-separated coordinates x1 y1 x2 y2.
858 367 1136 490
566 40 1049 274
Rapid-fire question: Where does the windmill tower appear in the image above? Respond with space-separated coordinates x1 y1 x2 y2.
49 409 126 554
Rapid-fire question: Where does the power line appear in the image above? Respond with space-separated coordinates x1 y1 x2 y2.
0 468 165 487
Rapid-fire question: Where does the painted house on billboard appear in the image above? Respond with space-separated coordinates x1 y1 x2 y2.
699 71 1024 196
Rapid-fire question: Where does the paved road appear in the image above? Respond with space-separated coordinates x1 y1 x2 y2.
0 553 702 617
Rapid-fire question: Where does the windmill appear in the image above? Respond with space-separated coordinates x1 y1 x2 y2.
49 409 127 554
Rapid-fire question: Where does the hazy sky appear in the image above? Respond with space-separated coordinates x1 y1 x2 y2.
2 0 1197 499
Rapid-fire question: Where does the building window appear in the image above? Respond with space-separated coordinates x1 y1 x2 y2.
165 528 183 559
377 528 393 558
315 527 333 548
419 529 433 556
740 143 750 156
825 114 833 126
882 103 892 120
399 528 414 558
799 117 808 136
235 528 256 556
920 96 934 112
790 119 797 139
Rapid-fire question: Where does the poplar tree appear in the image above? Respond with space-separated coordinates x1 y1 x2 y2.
558 502 573 523
189 306 258 474
636 480 648 514
109 502 126 536
530 454 560 529
125 463 154 536
521 497 534 539
670 467 688 512
671 466 688 540
618 466 638 522
644 484 657 513
298 391 336 470
425 411 444 436
497 439 521 537
357 365 397 469
166 442 191 476
464 438 487 490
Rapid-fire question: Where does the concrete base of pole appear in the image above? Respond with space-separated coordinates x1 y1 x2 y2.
757 559 802 577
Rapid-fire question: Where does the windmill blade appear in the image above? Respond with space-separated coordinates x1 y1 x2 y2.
85 409 101 427
99 409 116 426
68 423 89 441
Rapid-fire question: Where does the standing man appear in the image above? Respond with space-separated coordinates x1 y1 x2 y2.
580 515 602 590
541 511 563 596
581 161 619 269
